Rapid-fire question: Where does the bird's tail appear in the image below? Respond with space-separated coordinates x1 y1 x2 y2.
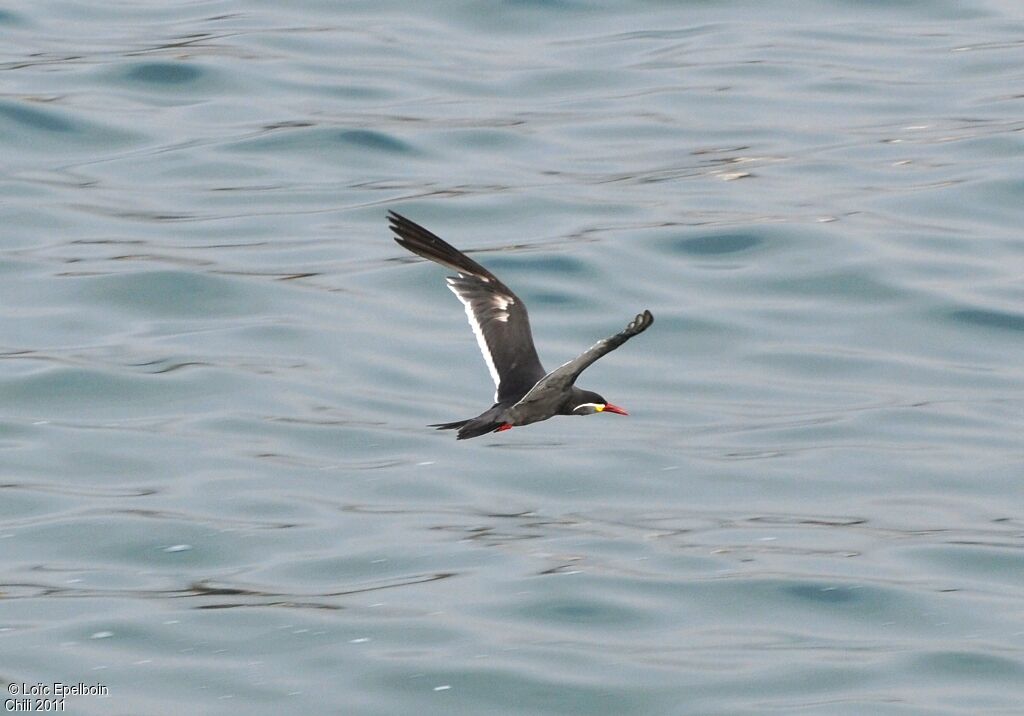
429 418 504 440
429 419 470 431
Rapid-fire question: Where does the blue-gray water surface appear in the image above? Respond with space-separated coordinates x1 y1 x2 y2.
2 1 1023 714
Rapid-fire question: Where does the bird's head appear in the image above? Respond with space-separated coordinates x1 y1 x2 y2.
570 390 629 416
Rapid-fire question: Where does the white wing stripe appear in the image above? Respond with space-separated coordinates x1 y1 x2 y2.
446 281 501 401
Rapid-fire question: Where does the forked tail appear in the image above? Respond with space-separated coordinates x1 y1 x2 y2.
429 418 505 440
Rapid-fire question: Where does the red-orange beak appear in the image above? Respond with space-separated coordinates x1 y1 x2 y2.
602 403 628 416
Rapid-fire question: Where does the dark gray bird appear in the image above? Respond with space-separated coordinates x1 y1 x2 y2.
389 211 654 439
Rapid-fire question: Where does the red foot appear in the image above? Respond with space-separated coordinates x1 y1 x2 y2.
496 423 513 432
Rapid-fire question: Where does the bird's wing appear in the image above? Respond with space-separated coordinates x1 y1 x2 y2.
389 211 546 402
511 310 654 409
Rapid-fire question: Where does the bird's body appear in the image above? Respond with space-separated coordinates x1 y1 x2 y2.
388 211 653 439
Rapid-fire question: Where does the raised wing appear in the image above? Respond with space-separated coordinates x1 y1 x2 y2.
511 310 654 410
388 211 546 402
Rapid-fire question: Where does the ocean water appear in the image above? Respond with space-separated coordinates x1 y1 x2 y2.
2 0 1023 713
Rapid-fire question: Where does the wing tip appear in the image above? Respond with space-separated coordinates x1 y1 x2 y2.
631 309 654 333
387 211 415 243
387 210 503 286
387 209 444 251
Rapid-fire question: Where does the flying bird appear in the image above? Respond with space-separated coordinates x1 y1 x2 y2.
389 211 653 439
